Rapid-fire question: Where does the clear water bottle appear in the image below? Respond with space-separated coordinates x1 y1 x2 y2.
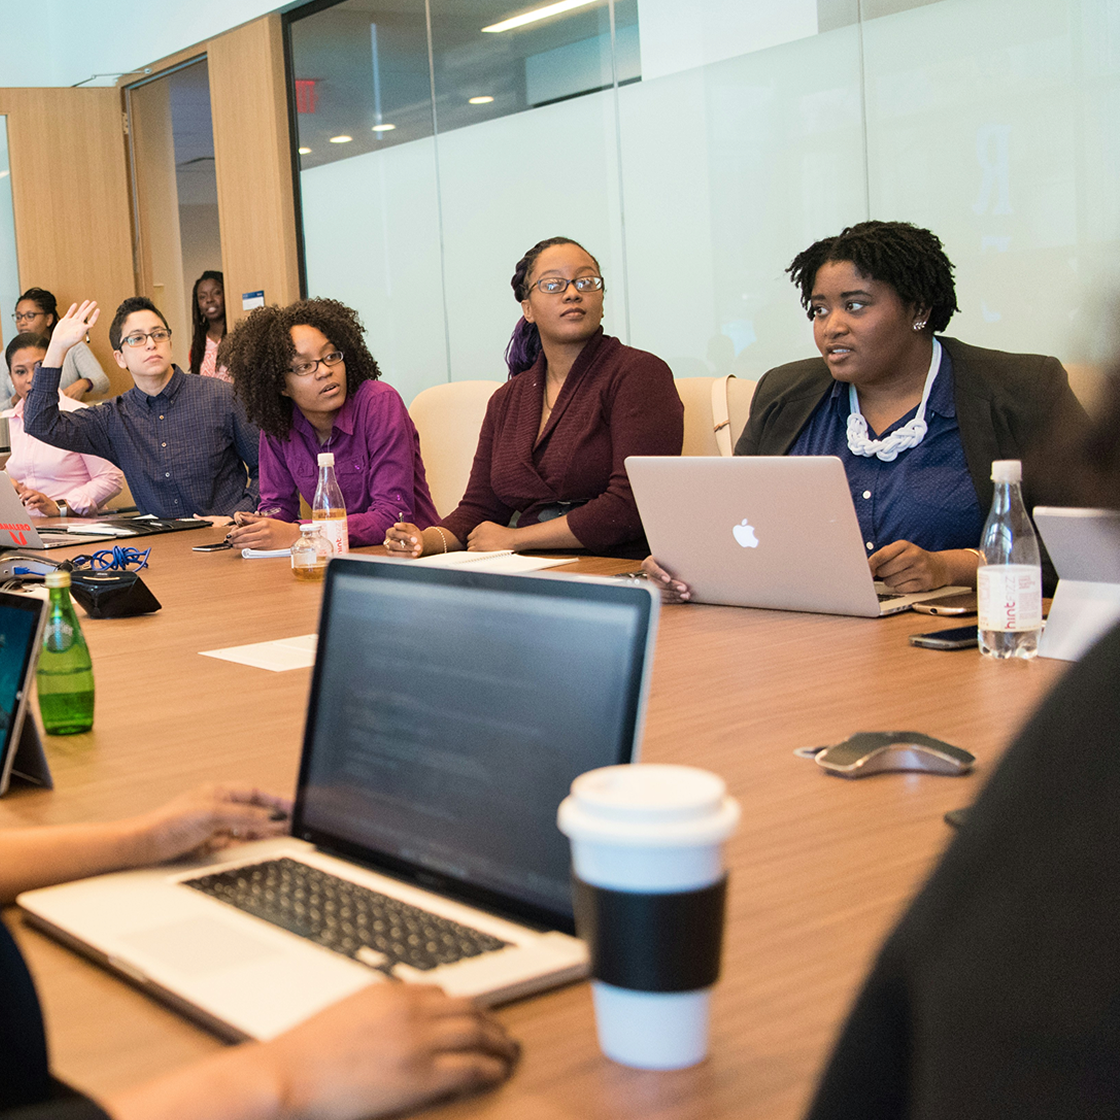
313 451 348 556
977 459 1042 660
37 571 95 734
290 522 333 582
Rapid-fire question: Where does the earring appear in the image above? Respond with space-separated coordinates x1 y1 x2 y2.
913 320 927 332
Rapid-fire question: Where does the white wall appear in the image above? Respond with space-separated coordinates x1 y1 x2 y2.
299 0 1120 402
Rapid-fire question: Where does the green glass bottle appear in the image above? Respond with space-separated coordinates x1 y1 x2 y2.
37 571 95 735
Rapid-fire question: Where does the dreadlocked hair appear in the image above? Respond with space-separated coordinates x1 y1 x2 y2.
223 298 382 440
787 221 959 334
505 236 601 376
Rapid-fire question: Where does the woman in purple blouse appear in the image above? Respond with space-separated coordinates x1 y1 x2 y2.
223 298 437 550
386 237 683 560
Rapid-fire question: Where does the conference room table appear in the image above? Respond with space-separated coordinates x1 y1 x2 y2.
0 528 1067 1120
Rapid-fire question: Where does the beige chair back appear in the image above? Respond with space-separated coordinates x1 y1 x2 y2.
1064 362 1107 415
674 376 757 456
409 380 503 518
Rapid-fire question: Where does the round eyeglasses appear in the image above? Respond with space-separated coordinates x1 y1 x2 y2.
121 328 173 348
533 276 604 295
289 350 344 377
13 309 45 324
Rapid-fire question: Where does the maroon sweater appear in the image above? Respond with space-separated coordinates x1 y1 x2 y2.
442 330 683 558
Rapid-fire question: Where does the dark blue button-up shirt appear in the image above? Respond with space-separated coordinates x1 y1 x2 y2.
25 365 259 517
789 349 984 554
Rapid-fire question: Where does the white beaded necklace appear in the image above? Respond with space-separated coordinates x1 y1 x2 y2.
846 337 941 462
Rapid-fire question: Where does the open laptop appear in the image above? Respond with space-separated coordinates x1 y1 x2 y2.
0 590 51 795
626 456 967 617
19 556 659 1041
1035 506 1120 662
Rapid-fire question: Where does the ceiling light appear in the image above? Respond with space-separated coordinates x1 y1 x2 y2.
482 0 598 34
298 147 311 155
329 135 353 143
371 123 396 132
468 96 495 105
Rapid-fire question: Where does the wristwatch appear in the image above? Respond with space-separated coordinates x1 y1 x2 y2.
57 500 69 519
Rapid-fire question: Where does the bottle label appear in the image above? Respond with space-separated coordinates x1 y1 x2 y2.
978 565 1042 631
313 515 349 555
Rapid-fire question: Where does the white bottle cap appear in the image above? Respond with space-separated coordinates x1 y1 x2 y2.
990 459 1021 483
317 452 335 467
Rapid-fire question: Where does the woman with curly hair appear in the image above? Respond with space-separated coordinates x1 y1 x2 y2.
645 220 1088 600
188 270 228 380
384 236 683 560
224 298 437 550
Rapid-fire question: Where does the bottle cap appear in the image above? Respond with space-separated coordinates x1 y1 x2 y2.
44 570 71 588
317 452 335 467
990 459 1022 483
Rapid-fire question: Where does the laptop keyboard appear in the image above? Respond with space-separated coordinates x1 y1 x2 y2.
183 857 510 972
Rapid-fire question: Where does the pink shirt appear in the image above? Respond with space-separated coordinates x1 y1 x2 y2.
4 394 125 515
199 336 231 382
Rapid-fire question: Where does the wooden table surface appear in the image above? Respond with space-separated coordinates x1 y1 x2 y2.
0 530 1066 1119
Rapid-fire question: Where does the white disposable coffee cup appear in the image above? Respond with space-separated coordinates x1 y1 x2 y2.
557 764 740 1070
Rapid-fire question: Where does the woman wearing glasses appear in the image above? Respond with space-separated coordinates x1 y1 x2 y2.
5 287 110 406
224 298 437 550
386 236 683 560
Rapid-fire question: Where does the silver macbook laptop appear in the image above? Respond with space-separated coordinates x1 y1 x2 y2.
0 481 122 550
1035 506 1120 662
20 556 659 1041
626 456 967 617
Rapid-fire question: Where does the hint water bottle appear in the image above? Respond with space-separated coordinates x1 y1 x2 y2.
312 451 348 556
37 571 95 734
977 460 1042 660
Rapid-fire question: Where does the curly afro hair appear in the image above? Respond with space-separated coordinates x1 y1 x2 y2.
787 220 960 334
222 298 381 439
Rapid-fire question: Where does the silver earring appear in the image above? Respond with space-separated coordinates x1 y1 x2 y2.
913 321 927 332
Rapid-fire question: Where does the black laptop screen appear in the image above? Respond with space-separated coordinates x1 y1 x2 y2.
0 593 44 785
294 560 655 931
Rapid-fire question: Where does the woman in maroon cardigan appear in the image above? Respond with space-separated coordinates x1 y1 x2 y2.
387 237 683 560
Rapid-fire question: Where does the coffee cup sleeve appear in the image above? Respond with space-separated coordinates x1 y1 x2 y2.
571 874 727 992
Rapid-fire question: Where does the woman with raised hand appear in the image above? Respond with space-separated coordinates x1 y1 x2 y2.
187 270 229 381
223 298 437 550
385 236 684 561
5 286 110 405
0 785 518 1120
645 220 1087 600
3 331 124 517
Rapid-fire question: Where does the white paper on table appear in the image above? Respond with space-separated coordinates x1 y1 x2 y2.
199 633 318 672
410 551 575 573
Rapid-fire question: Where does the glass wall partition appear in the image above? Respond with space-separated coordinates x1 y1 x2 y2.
287 0 1120 406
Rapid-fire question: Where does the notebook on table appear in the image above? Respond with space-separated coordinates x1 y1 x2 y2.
19 556 659 1041
1034 506 1120 662
626 456 968 617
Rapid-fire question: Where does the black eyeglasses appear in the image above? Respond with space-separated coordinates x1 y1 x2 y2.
12 309 44 324
533 276 604 295
289 350 344 378
121 328 173 348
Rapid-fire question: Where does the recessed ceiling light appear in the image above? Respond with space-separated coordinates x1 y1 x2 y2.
468 96 495 105
371 123 396 132
298 147 311 155
482 0 598 34
329 135 353 144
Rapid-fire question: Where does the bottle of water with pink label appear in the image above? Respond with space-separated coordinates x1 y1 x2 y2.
312 451 349 556
977 460 1042 660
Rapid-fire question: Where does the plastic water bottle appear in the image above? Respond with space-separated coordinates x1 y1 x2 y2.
977 460 1042 660
312 451 348 556
290 522 333 582
37 571 95 734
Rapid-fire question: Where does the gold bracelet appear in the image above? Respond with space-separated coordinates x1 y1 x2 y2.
433 527 449 554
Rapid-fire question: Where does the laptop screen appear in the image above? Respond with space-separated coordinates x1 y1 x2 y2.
294 559 657 932
0 592 45 787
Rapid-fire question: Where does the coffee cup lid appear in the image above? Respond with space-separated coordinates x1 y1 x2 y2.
558 764 739 847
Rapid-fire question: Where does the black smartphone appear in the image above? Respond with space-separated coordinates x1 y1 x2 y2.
192 541 233 552
909 624 979 650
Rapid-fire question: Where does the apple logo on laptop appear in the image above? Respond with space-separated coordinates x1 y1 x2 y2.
732 519 759 548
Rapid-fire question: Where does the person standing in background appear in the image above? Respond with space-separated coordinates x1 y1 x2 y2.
3 287 111 406
188 270 229 381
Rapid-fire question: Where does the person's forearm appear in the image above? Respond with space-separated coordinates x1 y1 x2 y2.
0 820 151 903
417 525 464 556
940 548 981 588
509 515 582 550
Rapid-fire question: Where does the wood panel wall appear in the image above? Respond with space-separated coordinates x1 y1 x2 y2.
207 14 301 322
0 88 134 395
